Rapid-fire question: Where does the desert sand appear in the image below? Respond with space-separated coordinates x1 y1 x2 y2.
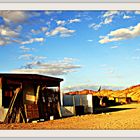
0 103 140 130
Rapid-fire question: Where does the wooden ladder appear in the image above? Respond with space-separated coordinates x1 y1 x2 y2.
4 87 22 123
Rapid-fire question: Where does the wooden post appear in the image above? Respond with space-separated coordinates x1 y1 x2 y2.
0 78 2 107
73 95 76 116
57 101 62 118
58 84 61 106
35 85 40 104
56 84 62 118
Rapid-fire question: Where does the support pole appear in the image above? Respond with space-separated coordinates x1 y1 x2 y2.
35 85 40 104
58 84 61 106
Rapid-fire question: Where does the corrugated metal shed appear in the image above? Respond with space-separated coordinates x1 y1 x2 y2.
0 73 63 123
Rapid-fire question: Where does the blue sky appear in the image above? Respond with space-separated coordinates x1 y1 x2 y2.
0 10 140 92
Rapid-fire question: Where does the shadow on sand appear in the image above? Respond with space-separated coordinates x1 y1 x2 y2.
93 107 136 114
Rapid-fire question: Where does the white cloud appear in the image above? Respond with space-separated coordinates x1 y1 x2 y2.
31 12 41 17
62 83 125 92
89 22 103 30
123 15 131 19
135 48 140 51
13 57 81 76
0 25 22 46
68 18 81 24
0 25 20 46
135 11 140 15
41 27 48 32
103 16 113 24
0 25 18 37
21 37 45 45
0 11 27 23
46 26 75 37
110 46 119 49
31 29 41 34
20 46 34 52
44 11 54 15
0 38 10 46
18 54 47 61
87 39 93 42
18 54 33 60
103 11 119 18
89 11 119 30
56 18 80 26
15 25 23 32
31 27 48 34
56 20 66 25
100 64 107 67
32 56 47 60
99 22 140 44
44 11 62 16
102 11 119 24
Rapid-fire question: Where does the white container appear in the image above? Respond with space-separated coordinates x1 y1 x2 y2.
50 116 54 120
40 119 45 122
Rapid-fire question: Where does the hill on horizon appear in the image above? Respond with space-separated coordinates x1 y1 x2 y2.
65 84 140 101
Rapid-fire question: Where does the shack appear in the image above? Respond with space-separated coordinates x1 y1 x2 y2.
0 73 63 123
114 97 132 104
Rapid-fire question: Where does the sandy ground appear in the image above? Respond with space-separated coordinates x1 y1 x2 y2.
1 103 140 130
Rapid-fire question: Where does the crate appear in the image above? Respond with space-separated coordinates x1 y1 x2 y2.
24 104 39 121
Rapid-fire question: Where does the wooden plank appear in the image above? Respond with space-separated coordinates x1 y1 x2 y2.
15 110 20 123
19 107 26 123
35 85 40 104
26 94 36 102
57 102 62 117
24 104 39 120
4 87 21 123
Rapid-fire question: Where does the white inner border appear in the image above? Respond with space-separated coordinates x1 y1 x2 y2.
1 0 140 3
0 3 140 10
0 2 140 137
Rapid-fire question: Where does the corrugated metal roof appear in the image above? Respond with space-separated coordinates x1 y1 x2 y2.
0 73 63 81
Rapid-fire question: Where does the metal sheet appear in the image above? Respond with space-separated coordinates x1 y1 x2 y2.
63 94 94 113
61 106 75 117
87 94 93 113
63 95 74 106
0 107 8 122
74 95 81 106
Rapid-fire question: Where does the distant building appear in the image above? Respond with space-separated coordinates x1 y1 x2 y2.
114 97 132 104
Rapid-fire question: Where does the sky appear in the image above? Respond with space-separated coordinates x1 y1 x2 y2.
0 10 140 92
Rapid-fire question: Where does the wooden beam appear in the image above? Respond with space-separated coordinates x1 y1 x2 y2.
57 101 62 118
57 84 61 106
4 87 22 123
35 85 40 104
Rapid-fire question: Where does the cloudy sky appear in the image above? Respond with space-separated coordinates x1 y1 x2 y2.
0 10 140 92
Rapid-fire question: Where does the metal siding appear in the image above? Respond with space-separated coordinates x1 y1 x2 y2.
63 95 74 106
61 106 75 117
74 95 81 106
